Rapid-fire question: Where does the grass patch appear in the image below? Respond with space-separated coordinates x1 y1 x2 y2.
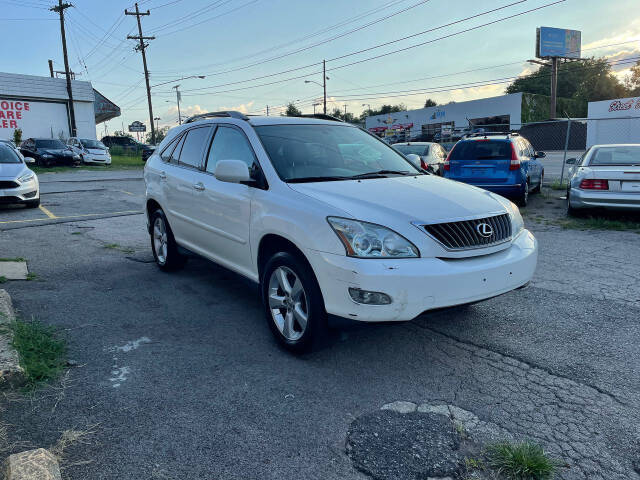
10 319 66 389
486 441 559 480
104 243 135 254
30 154 143 175
549 179 568 191
25 272 38 281
554 215 640 232
0 276 6 284
0 257 25 262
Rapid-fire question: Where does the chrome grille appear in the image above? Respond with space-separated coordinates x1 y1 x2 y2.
420 213 511 250
0 181 19 189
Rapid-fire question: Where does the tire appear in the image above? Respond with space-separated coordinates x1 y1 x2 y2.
566 189 582 217
517 180 529 207
24 198 40 208
150 209 185 271
531 171 543 193
261 251 327 353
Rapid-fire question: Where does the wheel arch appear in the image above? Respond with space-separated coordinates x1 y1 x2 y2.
257 234 313 284
146 198 163 233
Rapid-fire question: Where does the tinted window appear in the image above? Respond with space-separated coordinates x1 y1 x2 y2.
80 139 106 149
589 146 640 166
206 126 256 173
0 145 21 164
35 139 66 149
169 134 186 164
448 140 511 161
161 134 182 162
394 144 429 156
178 127 211 168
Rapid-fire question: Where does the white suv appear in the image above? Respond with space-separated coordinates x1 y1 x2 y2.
144 112 537 352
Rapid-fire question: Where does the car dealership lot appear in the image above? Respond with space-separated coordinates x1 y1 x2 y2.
0 171 639 479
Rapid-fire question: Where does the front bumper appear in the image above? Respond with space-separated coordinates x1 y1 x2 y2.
83 153 111 164
305 229 537 322
569 187 640 210
0 178 39 204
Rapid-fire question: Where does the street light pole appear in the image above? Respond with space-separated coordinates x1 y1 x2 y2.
173 85 182 125
154 116 160 133
323 59 327 115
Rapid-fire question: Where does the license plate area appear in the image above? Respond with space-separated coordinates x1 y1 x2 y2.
621 181 640 192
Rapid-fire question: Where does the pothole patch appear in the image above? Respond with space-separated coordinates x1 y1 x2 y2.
346 402 513 480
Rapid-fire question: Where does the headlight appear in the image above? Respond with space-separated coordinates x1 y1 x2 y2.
327 217 419 258
42 154 53 158
18 172 35 183
508 201 524 237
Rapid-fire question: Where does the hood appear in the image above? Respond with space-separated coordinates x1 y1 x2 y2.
0 163 28 180
288 175 508 226
42 148 73 156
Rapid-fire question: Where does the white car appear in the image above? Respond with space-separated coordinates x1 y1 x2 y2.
144 112 537 352
0 143 39 208
392 141 448 175
67 138 111 165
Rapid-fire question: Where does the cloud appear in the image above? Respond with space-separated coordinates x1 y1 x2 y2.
217 100 255 114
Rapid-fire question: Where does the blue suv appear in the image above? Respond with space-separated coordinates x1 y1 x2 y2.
443 133 545 206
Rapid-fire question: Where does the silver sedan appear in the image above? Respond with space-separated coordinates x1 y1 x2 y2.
0 144 40 208
566 144 640 214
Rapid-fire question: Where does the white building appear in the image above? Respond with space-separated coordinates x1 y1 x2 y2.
365 93 525 139
0 72 119 141
587 96 640 147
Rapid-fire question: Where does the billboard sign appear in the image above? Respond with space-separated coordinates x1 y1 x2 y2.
128 121 146 132
536 27 581 59
0 99 70 139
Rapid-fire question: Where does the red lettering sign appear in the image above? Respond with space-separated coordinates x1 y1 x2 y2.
0 99 30 132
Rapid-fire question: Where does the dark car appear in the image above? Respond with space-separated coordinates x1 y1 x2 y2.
101 136 156 161
443 133 545 206
19 138 80 167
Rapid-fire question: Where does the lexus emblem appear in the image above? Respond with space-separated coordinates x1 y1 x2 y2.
476 223 493 238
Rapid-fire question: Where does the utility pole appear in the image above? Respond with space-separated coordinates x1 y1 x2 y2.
172 85 182 124
550 57 558 119
323 59 327 115
154 117 160 134
51 1 77 137
48 59 54 78
125 3 156 143
266 105 269 116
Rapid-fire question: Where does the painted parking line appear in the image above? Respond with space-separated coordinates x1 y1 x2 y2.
119 190 135 196
39 205 58 219
0 210 142 225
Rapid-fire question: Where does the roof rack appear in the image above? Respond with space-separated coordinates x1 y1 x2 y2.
469 131 518 138
293 113 343 122
184 111 249 123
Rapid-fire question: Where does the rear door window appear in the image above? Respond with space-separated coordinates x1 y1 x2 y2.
448 140 511 160
178 127 212 169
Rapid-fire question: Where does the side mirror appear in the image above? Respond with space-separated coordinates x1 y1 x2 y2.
535 151 546 158
565 158 576 165
214 159 251 183
23 157 36 164
405 153 421 168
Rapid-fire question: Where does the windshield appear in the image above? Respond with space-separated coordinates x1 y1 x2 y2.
394 144 429 156
0 145 22 164
35 139 66 149
80 139 107 149
589 146 640 166
448 140 511 160
255 124 420 182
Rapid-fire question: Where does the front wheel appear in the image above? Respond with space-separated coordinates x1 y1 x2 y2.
150 209 185 271
261 251 327 353
517 181 529 207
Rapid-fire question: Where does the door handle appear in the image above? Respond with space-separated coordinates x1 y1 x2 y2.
193 182 205 191
159 171 167 180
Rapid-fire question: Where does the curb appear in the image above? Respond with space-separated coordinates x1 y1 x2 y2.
4 449 61 480
0 290 24 390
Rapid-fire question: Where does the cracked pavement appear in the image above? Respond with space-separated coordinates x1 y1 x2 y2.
0 175 639 479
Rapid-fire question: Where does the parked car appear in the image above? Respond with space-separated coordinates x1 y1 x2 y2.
144 111 537 352
0 139 32 163
0 143 39 208
67 137 112 165
566 144 640 214
19 138 80 167
392 142 448 175
443 133 545 206
101 135 155 161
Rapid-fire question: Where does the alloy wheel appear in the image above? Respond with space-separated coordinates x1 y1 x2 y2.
267 266 309 341
153 216 168 265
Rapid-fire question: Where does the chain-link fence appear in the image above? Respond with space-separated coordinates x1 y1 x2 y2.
381 116 640 184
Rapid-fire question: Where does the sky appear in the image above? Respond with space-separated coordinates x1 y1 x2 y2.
1 0 639 137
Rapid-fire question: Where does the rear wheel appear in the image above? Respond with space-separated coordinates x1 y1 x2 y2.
566 189 582 216
150 209 185 271
261 251 327 353
531 171 543 193
517 180 529 207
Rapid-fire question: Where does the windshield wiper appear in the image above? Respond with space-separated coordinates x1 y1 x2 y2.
349 169 418 179
286 175 351 183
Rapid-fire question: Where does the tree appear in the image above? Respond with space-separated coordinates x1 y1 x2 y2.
358 104 407 123
625 59 640 96
424 98 437 108
283 102 302 116
146 126 169 144
12 128 22 145
506 57 628 103
112 130 133 138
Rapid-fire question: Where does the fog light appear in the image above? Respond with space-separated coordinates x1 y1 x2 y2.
348 288 392 305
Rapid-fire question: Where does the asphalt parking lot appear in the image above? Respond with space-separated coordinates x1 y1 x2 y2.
1 169 639 479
